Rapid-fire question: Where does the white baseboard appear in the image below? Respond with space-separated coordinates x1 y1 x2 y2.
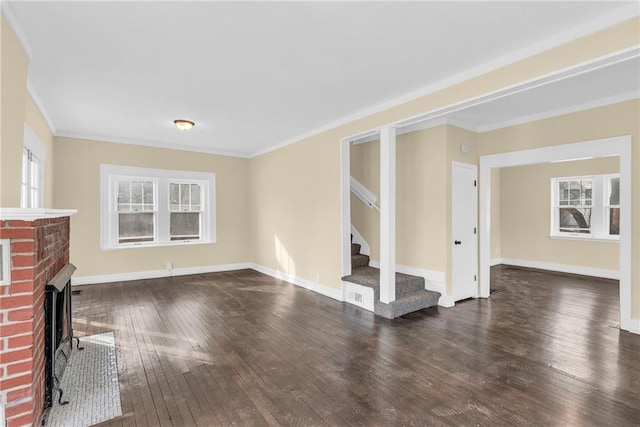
437 295 455 307
72 263 252 286
369 260 451 307
490 258 503 267
624 317 640 335
249 263 343 302
499 258 619 280
350 225 370 256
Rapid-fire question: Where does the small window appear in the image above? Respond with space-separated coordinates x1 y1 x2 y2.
557 178 592 234
169 182 202 241
117 179 156 244
21 125 46 208
551 174 619 241
101 165 215 249
606 177 620 236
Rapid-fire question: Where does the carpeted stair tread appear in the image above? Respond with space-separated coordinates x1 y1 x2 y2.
342 266 425 298
374 289 441 319
344 239 439 318
351 254 370 268
351 243 361 255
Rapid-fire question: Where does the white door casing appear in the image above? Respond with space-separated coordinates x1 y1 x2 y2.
452 162 478 301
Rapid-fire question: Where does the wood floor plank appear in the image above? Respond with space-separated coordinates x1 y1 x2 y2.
71 266 640 426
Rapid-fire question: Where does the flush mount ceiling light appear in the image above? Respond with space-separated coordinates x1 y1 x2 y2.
174 119 195 131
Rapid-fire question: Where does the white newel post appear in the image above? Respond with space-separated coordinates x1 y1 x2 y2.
380 126 396 304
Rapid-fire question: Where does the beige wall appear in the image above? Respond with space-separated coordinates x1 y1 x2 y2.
499 158 619 270
350 125 449 273
349 124 478 294
350 138 380 260
25 95 55 207
480 99 639 317
249 18 639 318
54 137 250 278
0 15 28 207
2 10 638 318
248 131 343 288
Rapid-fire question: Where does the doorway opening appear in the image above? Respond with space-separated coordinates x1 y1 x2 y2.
479 135 633 332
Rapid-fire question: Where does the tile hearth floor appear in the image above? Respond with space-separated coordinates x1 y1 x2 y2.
45 332 122 427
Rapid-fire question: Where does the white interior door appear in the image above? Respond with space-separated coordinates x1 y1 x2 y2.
452 162 478 301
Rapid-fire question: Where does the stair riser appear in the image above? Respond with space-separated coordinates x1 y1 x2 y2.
374 290 441 319
351 254 370 268
343 267 425 298
351 243 361 255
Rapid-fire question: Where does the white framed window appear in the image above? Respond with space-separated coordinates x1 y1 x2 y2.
21 125 46 208
101 165 215 249
0 240 10 285
551 173 619 241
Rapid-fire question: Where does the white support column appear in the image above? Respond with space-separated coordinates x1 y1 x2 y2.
340 138 352 277
379 126 396 304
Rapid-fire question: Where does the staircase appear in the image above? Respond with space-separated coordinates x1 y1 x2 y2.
342 240 441 319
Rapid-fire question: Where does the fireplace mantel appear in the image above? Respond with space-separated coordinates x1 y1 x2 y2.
0 208 77 221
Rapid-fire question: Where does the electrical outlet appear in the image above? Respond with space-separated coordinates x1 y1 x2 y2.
166 262 173 271
316 273 321 283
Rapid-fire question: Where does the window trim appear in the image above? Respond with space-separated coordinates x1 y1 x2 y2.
101 164 216 250
22 124 46 208
0 240 10 285
550 173 619 242
115 178 158 245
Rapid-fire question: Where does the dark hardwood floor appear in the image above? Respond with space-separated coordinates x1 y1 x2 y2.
72 266 640 426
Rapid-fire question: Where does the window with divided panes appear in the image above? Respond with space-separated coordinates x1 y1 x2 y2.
101 165 215 249
552 174 619 240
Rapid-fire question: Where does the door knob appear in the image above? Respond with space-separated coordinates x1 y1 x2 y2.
454 240 462 245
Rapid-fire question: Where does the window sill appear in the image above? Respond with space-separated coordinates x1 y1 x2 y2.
548 234 619 243
102 239 214 251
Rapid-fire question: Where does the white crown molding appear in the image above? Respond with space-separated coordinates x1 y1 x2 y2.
26 79 57 135
339 45 640 146
400 117 479 136
252 5 640 158
8 1 637 159
1 1 33 59
478 91 640 133
351 117 479 146
393 46 640 131
55 131 251 158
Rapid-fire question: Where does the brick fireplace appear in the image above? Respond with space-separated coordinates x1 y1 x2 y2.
0 209 76 427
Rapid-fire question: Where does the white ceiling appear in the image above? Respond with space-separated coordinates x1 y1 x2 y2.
445 56 640 132
6 1 640 157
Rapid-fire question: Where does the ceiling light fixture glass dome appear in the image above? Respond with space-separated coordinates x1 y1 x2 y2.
174 119 195 131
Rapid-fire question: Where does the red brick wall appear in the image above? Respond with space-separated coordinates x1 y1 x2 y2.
0 217 70 427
